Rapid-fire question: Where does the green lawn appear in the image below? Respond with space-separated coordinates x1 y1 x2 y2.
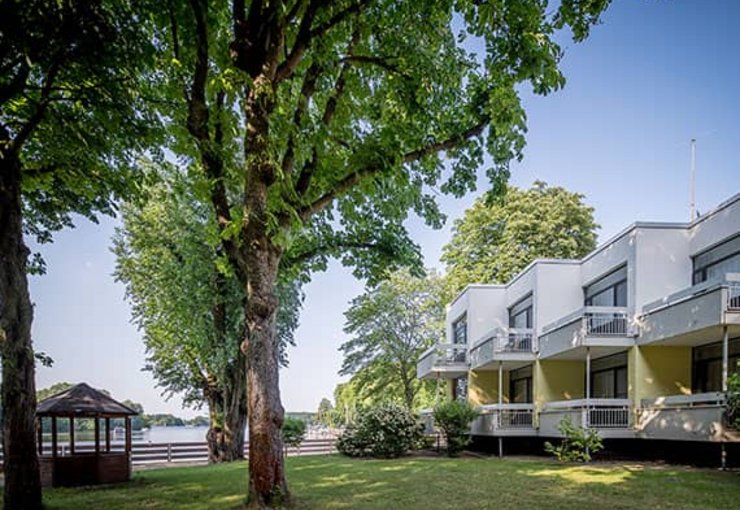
41 455 739 510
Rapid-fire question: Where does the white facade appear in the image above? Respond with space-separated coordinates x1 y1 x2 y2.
418 193 740 444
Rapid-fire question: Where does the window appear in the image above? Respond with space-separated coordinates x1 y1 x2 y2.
508 295 533 329
692 234 740 285
509 366 533 403
453 377 468 402
590 352 628 399
692 338 740 392
452 315 467 345
585 265 627 307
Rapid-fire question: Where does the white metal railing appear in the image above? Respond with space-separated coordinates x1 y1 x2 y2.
417 343 468 377
476 404 535 431
583 307 629 336
498 329 536 353
542 306 631 338
643 272 740 314
728 283 740 311
469 329 536 368
542 399 632 429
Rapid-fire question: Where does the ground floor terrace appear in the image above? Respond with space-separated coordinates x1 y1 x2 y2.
424 334 740 446
39 455 740 510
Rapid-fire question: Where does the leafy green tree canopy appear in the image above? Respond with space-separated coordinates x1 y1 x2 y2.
442 181 599 294
150 0 611 503
340 270 445 411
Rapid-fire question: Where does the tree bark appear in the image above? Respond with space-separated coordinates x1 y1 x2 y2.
242 72 289 508
0 154 43 510
222 357 247 461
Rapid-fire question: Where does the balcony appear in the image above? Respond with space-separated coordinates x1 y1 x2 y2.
469 328 536 369
639 273 740 346
538 399 634 438
416 343 468 380
470 404 535 436
538 306 635 359
635 392 738 442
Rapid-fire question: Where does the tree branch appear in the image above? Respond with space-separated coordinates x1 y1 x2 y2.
280 61 322 177
297 117 489 219
275 0 371 83
7 62 60 157
294 27 360 197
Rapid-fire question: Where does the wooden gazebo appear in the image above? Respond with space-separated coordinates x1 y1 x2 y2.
36 382 138 487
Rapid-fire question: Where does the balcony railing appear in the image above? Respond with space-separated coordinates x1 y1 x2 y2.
541 399 632 429
416 343 468 378
728 283 740 310
584 307 629 336
469 329 536 368
472 404 535 435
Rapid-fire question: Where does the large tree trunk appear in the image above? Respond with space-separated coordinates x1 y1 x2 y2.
204 358 247 463
222 357 247 461
0 155 42 510
243 73 288 508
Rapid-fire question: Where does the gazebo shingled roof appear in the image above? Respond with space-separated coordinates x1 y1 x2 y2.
36 382 138 418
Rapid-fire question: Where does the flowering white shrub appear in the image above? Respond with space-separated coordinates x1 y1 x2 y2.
337 403 422 458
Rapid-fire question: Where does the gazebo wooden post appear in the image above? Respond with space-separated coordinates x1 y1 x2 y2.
37 417 43 455
94 415 100 454
51 416 58 458
105 417 111 452
69 416 75 455
125 416 132 454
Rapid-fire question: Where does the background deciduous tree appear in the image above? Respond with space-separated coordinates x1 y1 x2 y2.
340 270 446 411
150 1 611 505
442 182 599 295
112 167 302 462
0 2 160 507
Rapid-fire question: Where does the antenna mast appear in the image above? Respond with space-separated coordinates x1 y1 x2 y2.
689 138 696 221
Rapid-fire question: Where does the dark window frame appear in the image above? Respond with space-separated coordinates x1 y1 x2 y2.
508 294 533 329
692 233 740 285
509 366 533 404
584 265 628 307
589 352 628 399
692 337 740 393
452 314 467 345
453 376 468 402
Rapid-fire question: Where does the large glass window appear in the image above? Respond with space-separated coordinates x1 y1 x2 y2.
585 265 628 307
692 234 740 284
693 338 740 392
590 352 628 399
453 377 468 402
452 314 467 345
509 365 533 403
508 295 533 329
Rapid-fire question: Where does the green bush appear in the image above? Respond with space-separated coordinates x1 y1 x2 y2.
544 416 603 462
726 361 740 430
432 400 480 457
336 403 422 458
282 417 307 453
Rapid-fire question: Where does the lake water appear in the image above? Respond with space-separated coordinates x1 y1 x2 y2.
135 425 212 443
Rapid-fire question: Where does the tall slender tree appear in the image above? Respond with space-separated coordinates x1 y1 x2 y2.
113 166 302 462
152 1 611 505
0 2 159 508
340 270 445 411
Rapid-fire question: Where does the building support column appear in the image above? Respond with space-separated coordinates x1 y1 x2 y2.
721 326 729 392
721 325 729 471
585 347 591 429
498 361 503 459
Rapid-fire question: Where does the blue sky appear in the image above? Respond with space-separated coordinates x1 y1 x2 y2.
31 1 740 416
